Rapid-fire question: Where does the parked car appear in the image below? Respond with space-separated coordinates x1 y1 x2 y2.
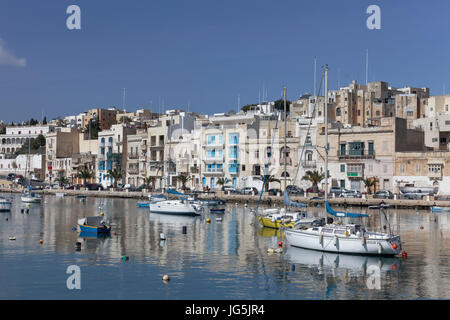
122 184 137 191
402 193 424 200
286 185 304 195
340 189 362 198
85 183 104 191
223 185 236 192
241 187 258 195
66 184 83 190
329 186 344 196
373 190 394 199
268 188 280 196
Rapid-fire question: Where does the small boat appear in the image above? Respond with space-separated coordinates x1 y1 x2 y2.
55 192 66 197
257 209 310 229
149 199 200 216
77 216 111 234
21 193 42 203
137 202 150 208
75 195 87 199
431 206 450 213
0 197 12 212
210 207 225 213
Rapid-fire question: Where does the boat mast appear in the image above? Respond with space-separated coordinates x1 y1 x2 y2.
324 65 328 203
283 86 287 210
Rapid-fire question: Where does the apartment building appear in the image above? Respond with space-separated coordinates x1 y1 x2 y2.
316 117 426 192
83 108 121 131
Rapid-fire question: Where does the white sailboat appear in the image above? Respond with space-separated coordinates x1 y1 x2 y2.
284 66 402 256
149 199 200 216
21 138 41 204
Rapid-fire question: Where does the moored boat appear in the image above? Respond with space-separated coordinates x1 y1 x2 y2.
137 202 150 208
78 216 111 234
149 199 200 216
21 193 42 203
0 197 12 212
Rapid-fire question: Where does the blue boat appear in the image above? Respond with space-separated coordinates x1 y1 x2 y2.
0 197 12 212
210 207 225 213
137 202 150 208
431 206 450 213
78 216 111 234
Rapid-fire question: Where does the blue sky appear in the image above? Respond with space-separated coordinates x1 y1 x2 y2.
0 0 449 123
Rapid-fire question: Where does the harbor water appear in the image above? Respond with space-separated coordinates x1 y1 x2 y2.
0 192 449 299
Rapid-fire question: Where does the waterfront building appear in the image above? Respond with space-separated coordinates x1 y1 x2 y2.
0 153 44 180
125 129 148 187
83 107 121 131
411 115 450 151
316 117 426 193
97 124 136 188
0 125 55 154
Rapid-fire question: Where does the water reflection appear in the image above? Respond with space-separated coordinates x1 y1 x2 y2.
0 192 449 299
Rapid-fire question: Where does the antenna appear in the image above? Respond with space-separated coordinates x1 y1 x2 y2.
366 49 369 85
122 88 126 110
314 56 317 96
237 94 240 113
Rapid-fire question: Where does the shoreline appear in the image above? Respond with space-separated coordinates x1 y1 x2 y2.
1 187 448 209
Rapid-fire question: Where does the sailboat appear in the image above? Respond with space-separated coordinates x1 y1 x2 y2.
284 65 402 256
21 138 42 204
255 88 311 229
0 196 12 212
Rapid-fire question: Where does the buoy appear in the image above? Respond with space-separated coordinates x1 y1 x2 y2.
113 232 117 236
319 233 323 245
72 227 77 231
334 236 338 247
9 236 16 240
162 274 170 282
392 243 398 250
291 264 295 271
267 248 274 254
361 236 366 246
100 212 104 216
122 255 129 261
206 218 211 223
160 233 166 240
402 251 407 259
278 241 283 248
5 218 8 221
39 239 43 244
420 226 424 230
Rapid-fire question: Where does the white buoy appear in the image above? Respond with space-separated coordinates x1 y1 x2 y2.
9 236 16 241
216 217 222 222
267 248 275 253
159 233 166 240
162 274 170 281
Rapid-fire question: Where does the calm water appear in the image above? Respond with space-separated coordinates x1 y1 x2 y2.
0 192 449 300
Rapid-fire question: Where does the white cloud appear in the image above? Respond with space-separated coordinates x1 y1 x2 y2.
0 38 26 67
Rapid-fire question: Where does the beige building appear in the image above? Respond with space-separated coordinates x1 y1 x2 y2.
316 117 426 192
83 108 120 131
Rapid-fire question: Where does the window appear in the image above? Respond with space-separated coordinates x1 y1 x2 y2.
340 164 345 172
400 163 406 173
242 165 246 171
336 108 341 116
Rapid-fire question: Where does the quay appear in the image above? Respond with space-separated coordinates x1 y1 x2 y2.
1 187 448 209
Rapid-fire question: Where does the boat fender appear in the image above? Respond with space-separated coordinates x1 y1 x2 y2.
361 236 366 246
334 236 338 246
378 243 383 254
402 251 407 259
160 233 166 240
162 274 170 282
319 233 323 245
345 230 350 237
278 241 283 248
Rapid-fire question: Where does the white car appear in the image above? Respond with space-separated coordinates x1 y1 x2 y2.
340 189 362 198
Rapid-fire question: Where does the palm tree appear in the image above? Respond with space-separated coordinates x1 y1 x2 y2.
363 177 379 194
77 168 93 187
301 170 325 193
216 177 228 190
143 176 156 191
255 175 281 192
107 168 123 189
178 174 192 191
55 176 69 188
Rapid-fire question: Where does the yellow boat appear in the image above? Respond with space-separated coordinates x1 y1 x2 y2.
256 209 308 229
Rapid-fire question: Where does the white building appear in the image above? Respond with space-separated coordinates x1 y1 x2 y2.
0 125 55 154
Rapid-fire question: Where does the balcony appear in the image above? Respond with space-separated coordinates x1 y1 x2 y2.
428 165 443 180
279 157 292 165
128 168 139 175
204 168 223 175
128 153 139 159
301 160 316 168
338 150 375 160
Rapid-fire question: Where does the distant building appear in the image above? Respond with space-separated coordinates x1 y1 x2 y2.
0 125 55 154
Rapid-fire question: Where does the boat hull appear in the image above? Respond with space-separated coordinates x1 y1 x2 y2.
21 196 41 203
257 216 295 229
284 229 401 256
137 202 150 208
149 200 200 216
79 224 111 234
0 202 12 212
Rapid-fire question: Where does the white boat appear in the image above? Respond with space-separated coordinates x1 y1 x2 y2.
149 199 200 216
56 192 66 197
21 193 42 203
431 206 450 213
284 66 402 257
0 197 12 212
148 194 168 203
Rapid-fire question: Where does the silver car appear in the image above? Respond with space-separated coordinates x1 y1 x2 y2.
340 189 362 198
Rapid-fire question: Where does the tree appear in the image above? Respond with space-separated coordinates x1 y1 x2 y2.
107 168 122 188
85 119 101 139
302 170 325 192
216 177 228 190
55 176 69 188
363 177 379 194
42 116 47 125
178 174 192 191
241 104 258 112
143 176 156 191
274 99 292 113
255 175 281 192
77 168 94 187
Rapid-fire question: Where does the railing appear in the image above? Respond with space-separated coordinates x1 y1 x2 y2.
338 150 375 160
301 160 316 168
204 168 223 174
128 168 139 175
190 167 199 173
128 153 139 159
279 157 292 165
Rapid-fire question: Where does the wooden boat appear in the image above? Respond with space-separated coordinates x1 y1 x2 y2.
78 216 111 234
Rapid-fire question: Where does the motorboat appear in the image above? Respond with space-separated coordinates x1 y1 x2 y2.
257 209 310 229
431 206 450 213
137 201 150 208
78 216 111 234
148 194 168 203
0 197 12 212
149 199 200 216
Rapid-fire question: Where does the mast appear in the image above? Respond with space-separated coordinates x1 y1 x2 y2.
324 65 329 203
283 86 287 207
